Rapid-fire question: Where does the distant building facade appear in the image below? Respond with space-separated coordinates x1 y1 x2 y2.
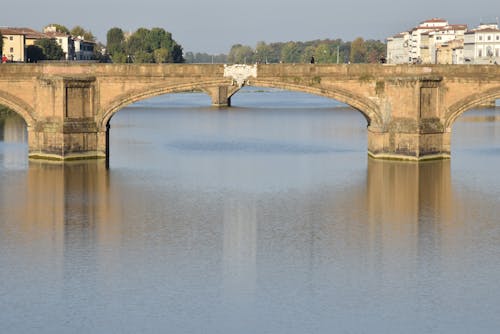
386 18 467 64
0 27 47 62
73 37 95 60
464 23 500 64
44 26 75 60
387 32 410 64
2 26 96 62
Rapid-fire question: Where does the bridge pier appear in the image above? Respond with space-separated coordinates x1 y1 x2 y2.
28 76 106 161
367 129 450 161
367 76 450 161
206 85 240 107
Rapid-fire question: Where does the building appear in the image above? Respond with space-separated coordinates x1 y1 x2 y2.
43 26 75 60
464 23 500 64
409 18 450 62
436 39 465 64
73 37 95 60
0 27 47 62
387 32 410 64
386 18 467 64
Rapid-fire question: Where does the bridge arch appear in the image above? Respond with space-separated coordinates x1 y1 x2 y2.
246 79 383 128
98 79 383 130
445 86 500 129
98 79 232 129
0 90 36 127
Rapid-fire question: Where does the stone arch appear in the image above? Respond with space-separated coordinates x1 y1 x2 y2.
246 79 383 128
445 86 500 129
0 90 36 127
98 79 232 129
98 78 383 131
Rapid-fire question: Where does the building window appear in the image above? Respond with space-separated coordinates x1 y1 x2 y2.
479 36 483 41
478 49 482 57
9 47 14 53
497 36 500 41
487 35 491 41
496 49 500 57
9 36 13 40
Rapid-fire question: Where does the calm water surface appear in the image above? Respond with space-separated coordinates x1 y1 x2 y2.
1 89 500 333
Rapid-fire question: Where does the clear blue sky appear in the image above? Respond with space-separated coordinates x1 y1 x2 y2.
1 0 499 53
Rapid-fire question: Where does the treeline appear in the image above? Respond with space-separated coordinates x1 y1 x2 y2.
185 38 386 64
106 27 184 63
184 52 228 64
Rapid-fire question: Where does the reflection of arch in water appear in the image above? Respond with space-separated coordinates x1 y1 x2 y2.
0 90 35 127
0 106 28 142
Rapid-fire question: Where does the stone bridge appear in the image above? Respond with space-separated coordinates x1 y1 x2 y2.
0 63 499 161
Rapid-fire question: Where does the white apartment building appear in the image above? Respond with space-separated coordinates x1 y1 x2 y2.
409 18 449 62
386 18 467 64
464 23 500 64
387 32 410 64
43 26 75 60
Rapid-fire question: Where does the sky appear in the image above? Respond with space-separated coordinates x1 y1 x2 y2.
1 0 499 54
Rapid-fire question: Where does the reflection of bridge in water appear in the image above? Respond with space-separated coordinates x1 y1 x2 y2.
0 63 499 161
1 158 458 294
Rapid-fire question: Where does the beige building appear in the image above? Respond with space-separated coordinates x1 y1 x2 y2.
0 27 47 62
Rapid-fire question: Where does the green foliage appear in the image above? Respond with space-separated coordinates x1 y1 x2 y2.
33 38 65 61
350 37 367 63
71 26 95 41
184 52 227 63
154 48 171 63
133 51 154 63
106 27 125 56
26 45 45 62
222 38 385 64
110 52 128 63
227 44 254 63
106 27 184 64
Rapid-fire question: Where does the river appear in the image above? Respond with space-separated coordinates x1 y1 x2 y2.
1 88 499 333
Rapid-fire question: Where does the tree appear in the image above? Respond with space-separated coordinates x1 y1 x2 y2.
34 38 64 60
26 45 45 62
228 44 254 63
280 42 301 63
350 37 367 63
255 41 273 63
315 43 332 63
106 27 125 56
105 27 184 64
71 26 95 41
171 44 184 63
133 51 154 63
153 48 171 63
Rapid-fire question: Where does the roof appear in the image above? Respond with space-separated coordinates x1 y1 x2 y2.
420 18 447 24
465 27 500 34
0 27 47 39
